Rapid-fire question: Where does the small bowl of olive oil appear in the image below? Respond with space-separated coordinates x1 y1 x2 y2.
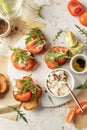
70 54 87 74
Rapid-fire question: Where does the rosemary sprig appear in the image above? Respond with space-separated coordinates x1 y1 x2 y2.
9 46 34 65
75 84 87 89
46 51 70 62
8 106 28 123
16 75 37 94
53 30 63 41
37 5 48 18
48 95 54 105
75 25 87 37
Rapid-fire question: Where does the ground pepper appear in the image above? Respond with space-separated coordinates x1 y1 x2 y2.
0 19 8 34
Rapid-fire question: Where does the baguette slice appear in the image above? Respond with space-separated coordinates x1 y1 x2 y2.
21 85 42 110
0 73 8 95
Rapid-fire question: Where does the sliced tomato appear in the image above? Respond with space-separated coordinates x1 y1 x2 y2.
66 109 76 123
75 102 87 114
45 46 69 69
14 90 32 102
26 35 46 54
67 0 84 16
45 54 58 69
79 12 87 26
11 51 36 71
66 101 87 123
26 39 44 54
16 80 24 86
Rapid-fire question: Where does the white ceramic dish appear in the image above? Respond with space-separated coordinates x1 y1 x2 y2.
70 54 87 74
0 16 11 37
46 68 75 98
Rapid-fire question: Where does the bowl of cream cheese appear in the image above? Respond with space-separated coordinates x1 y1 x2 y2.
46 68 75 97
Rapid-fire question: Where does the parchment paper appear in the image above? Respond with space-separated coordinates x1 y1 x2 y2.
0 55 20 120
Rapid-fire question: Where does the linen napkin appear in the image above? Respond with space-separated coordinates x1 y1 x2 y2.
0 55 20 120
67 78 87 129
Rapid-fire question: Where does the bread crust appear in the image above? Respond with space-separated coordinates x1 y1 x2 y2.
0 73 8 96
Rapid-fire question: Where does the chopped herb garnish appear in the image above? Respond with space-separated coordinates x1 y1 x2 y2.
53 30 63 41
75 25 87 37
8 106 28 123
25 27 46 47
9 46 34 65
46 51 70 62
16 75 37 94
75 84 87 89
48 95 54 105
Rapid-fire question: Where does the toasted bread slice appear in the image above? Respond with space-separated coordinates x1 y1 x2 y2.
21 85 42 110
0 73 8 94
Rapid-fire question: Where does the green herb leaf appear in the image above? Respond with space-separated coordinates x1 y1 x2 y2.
9 47 34 65
75 84 87 89
48 95 54 105
53 30 63 41
46 51 70 62
75 25 87 37
26 27 46 47
9 46 18 51
16 75 37 94
8 106 28 123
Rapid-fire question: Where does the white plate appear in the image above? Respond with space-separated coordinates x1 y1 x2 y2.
8 35 84 107
8 0 87 107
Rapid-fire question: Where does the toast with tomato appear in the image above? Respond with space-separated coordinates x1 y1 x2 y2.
21 85 42 110
25 27 47 54
9 46 36 71
0 73 8 96
13 75 42 110
45 46 70 69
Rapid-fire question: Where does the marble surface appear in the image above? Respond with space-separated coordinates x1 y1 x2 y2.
0 0 87 130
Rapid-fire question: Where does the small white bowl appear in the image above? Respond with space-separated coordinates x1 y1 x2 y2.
70 54 87 74
0 16 11 37
46 68 75 98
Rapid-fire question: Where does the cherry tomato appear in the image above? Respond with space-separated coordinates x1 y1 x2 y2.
66 101 87 123
66 109 76 123
11 49 36 71
79 12 87 26
67 0 84 16
45 46 69 69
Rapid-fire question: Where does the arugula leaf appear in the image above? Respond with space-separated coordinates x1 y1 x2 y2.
75 84 87 89
46 51 70 62
75 25 87 37
8 106 28 123
26 27 46 47
9 46 18 51
53 30 63 41
16 75 37 94
9 47 34 65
